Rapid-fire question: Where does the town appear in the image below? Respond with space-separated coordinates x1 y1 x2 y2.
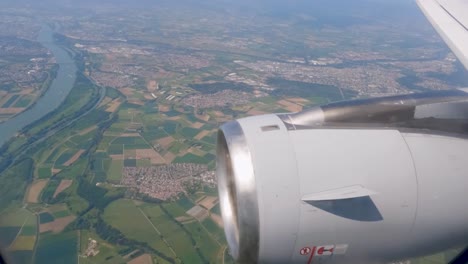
121 163 210 200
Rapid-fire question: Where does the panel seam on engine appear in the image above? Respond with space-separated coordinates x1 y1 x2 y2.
400 133 420 235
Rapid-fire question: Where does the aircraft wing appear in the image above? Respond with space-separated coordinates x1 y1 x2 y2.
416 0 468 70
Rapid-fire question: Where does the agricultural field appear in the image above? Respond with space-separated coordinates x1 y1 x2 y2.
34 231 78 264
31 122 100 178
185 222 221 263
102 199 175 258
9 235 36 251
0 226 21 248
93 101 223 185
26 179 49 203
0 208 37 263
38 204 76 234
0 158 34 212
161 202 187 218
141 204 203 264
103 198 225 264
128 254 153 264
201 217 224 242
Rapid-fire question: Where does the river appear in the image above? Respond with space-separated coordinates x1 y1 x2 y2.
0 25 77 147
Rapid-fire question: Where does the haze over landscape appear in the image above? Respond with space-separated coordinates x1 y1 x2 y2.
0 0 466 263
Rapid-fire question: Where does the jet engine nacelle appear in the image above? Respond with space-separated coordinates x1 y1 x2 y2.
216 90 468 264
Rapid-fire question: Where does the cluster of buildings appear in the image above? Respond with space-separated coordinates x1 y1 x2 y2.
83 239 99 257
182 89 251 108
91 71 135 89
236 59 406 96
234 53 459 97
121 163 208 200
0 62 50 89
150 53 213 70
197 171 217 188
0 13 40 41
224 72 272 93
0 37 53 91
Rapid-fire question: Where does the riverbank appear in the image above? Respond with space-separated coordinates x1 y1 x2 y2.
0 25 77 147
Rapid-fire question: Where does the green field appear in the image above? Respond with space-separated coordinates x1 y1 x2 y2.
123 144 152 150
0 226 20 247
40 179 60 203
106 122 128 133
176 196 194 211
52 210 70 218
45 146 68 164
55 150 75 165
64 195 89 216
7 250 33 264
1 94 20 108
210 204 221 215
34 231 78 264
113 137 147 145
62 158 87 179
0 159 34 211
14 95 33 107
173 153 208 164
186 222 220 262
162 122 178 134
164 111 180 118
141 128 169 141
107 160 123 183
103 199 158 243
123 159 137 167
20 225 37 236
107 144 123 155
181 127 199 138
139 203 165 219
202 217 224 242
136 159 151 167
162 202 187 218
0 208 33 226
37 167 52 179
9 235 36 250
39 212 54 224
201 135 216 145
69 134 94 149
202 218 221 235
140 202 219 263
98 136 116 151
165 230 202 263
168 141 186 154
143 205 204 264
102 199 174 257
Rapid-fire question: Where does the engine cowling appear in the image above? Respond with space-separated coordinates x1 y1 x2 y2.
216 89 468 263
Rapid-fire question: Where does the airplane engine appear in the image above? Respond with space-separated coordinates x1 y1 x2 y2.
216 89 468 264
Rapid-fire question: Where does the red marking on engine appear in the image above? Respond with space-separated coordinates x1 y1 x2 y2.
306 246 317 264
300 247 311 255
317 246 334 255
